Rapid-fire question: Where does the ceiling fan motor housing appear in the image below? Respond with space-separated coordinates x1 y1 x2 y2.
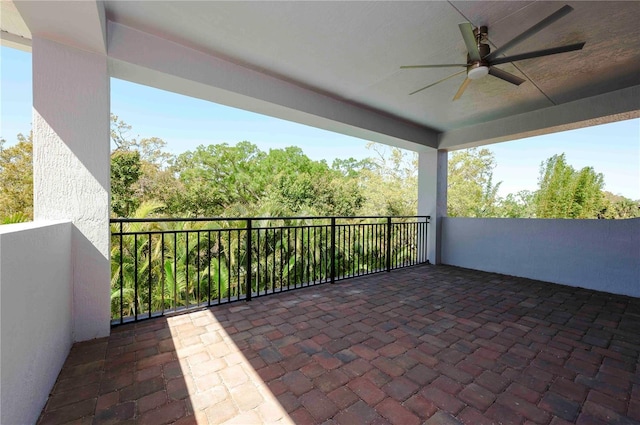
471 25 490 62
468 44 490 64
467 26 490 79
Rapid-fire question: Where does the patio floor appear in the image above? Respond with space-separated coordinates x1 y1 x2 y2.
38 264 640 425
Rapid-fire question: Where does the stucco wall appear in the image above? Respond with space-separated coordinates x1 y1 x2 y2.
32 37 111 341
0 221 73 425
441 217 640 297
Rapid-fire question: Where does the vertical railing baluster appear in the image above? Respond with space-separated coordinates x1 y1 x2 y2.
301 226 305 286
161 233 165 315
173 232 177 312
312 226 317 284
217 231 221 303
346 223 350 276
306 226 310 285
404 222 408 266
294 226 298 288
268 228 272 293
418 220 422 263
197 231 201 306
377 223 381 272
119 222 123 324
227 231 231 303
386 217 391 272
237 229 241 300
426 216 430 264
341 224 345 278
299 226 303 287
246 219 252 301
364 223 368 275
134 234 138 320
257 226 261 295
421 218 425 264
355 223 359 276
324 224 328 282
286 228 290 289
416 220 420 264
414 221 417 264
208 230 211 306
186 232 189 309
148 233 152 318
270 228 274 293
330 217 336 283
308 226 311 284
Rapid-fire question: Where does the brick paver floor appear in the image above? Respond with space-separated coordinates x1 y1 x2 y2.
38 265 640 424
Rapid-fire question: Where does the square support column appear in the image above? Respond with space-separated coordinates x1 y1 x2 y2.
32 37 111 341
418 149 447 264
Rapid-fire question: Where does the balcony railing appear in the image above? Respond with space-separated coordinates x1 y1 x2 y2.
110 216 430 325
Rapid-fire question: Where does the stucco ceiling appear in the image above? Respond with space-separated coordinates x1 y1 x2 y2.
2 1 639 149
102 1 640 132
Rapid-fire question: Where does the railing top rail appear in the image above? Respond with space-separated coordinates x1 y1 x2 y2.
110 215 430 224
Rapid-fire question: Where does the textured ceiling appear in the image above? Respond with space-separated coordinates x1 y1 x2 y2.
103 1 640 132
2 1 639 136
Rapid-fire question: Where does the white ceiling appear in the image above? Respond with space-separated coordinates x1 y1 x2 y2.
3 1 640 149
103 1 640 132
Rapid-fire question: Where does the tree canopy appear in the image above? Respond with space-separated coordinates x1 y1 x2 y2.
0 115 637 222
448 148 501 218
534 153 605 219
0 133 33 221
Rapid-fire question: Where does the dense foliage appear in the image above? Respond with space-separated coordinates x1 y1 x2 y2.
107 115 417 219
0 115 637 223
0 133 33 221
447 148 501 217
447 148 639 219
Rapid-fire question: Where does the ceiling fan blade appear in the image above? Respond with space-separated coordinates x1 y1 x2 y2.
401 64 468 69
453 78 471 101
488 67 526 85
409 70 466 95
485 4 574 61
490 42 585 65
459 22 481 61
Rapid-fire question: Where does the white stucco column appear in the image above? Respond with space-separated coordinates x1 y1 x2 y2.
32 37 111 341
418 149 447 264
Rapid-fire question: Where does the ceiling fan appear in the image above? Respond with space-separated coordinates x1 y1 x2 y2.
401 4 586 100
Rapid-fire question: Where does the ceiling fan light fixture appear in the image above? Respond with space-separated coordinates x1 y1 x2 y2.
468 65 489 80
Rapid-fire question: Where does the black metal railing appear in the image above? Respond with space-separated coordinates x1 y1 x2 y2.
110 215 430 325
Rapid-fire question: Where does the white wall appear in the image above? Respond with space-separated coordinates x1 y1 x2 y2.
442 218 640 297
32 37 111 341
0 221 73 425
418 149 448 264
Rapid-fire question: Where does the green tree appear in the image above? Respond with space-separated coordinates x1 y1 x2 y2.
171 142 266 216
0 133 33 221
498 190 535 218
534 154 604 218
600 192 640 219
110 114 179 216
448 148 501 217
359 143 418 216
110 150 142 217
332 157 374 178
263 147 364 216
111 114 173 166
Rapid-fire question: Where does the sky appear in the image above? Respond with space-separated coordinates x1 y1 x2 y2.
2 46 639 199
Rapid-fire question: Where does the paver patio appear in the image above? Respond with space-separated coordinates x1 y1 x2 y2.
38 264 640 425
